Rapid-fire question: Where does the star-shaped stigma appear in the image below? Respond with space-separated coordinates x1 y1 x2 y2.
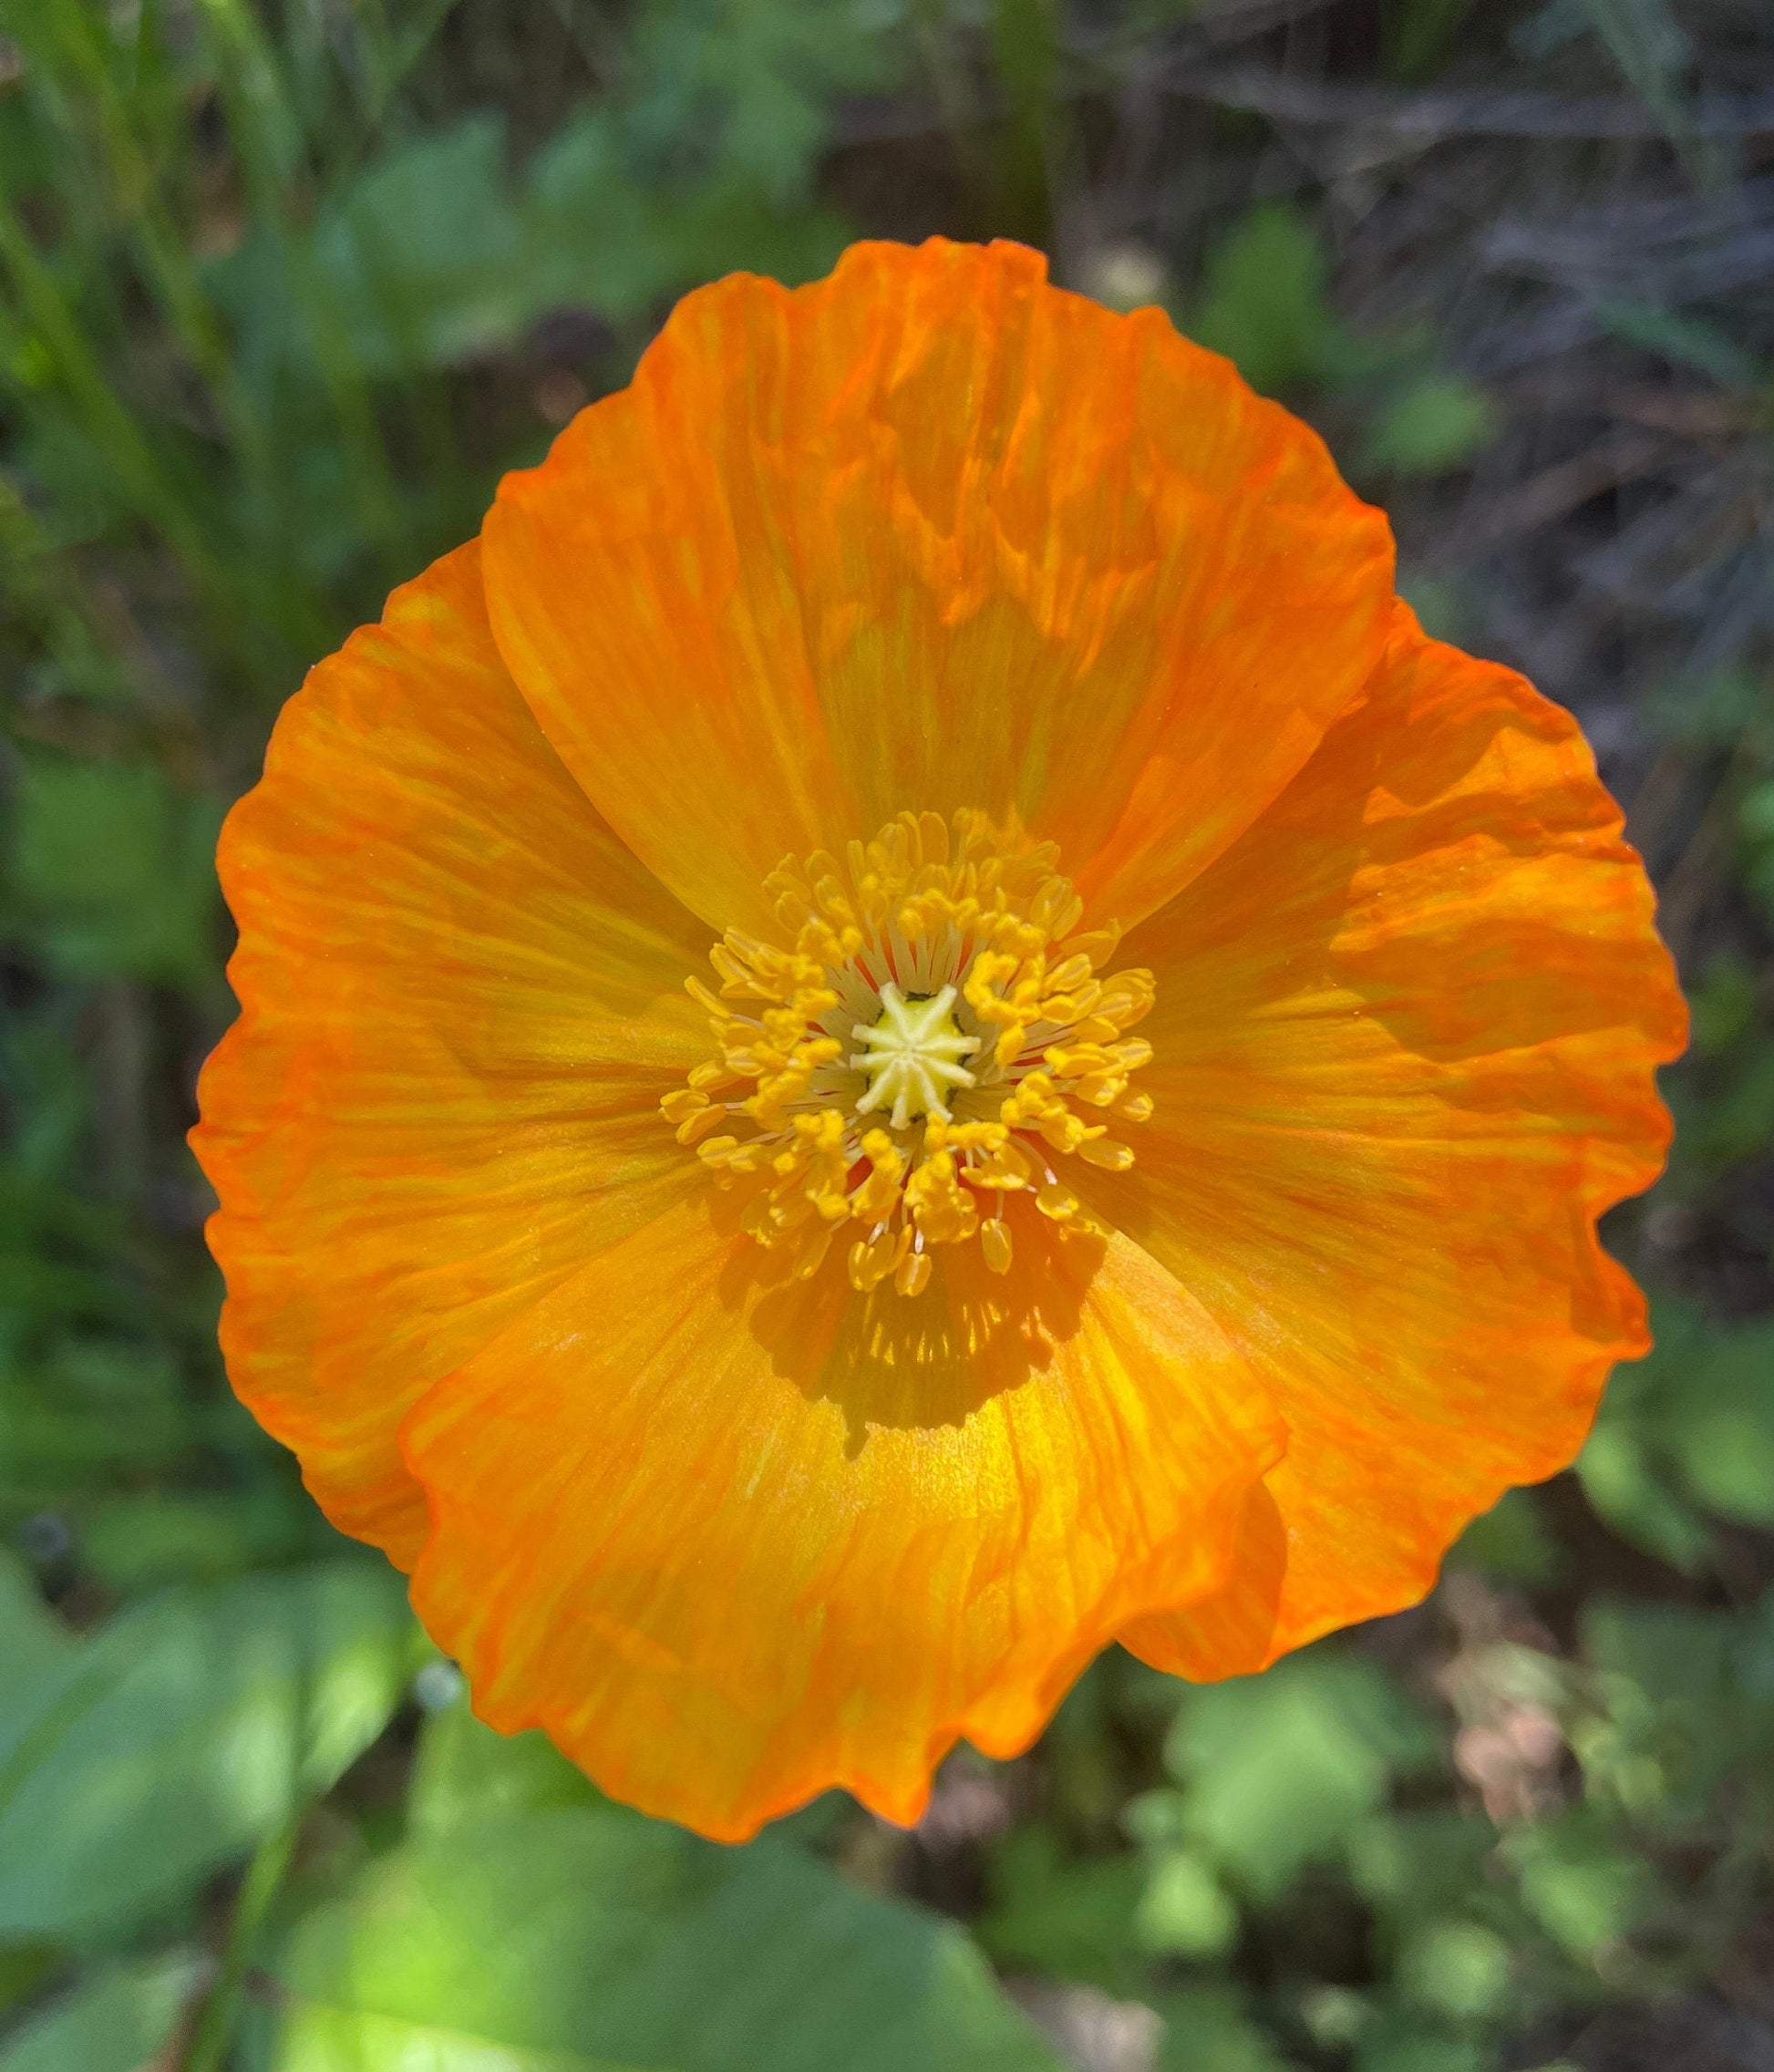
850 983 980 1131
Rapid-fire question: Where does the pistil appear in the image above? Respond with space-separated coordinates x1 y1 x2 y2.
661 809 1155 1294
851 984 979 1129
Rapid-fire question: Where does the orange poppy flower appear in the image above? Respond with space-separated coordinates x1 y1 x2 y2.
192 237 1685 1841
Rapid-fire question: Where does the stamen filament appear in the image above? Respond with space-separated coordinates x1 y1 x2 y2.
663 810 1154 1294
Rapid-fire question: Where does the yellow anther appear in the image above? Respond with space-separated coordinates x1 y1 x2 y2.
904 1149 978 1246
1078 1137 1135 1172
895 1246 933 1298
982 1219 1014 1274
668 809 1155 1294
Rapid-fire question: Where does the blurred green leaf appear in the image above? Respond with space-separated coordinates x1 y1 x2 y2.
0 1342 202 1532
0 1562 414 1943
1353 2017 1488 2072
977 1827 1144 1992
0 1952 201 2072
1346 1809 1498 1919
1499 1817 1651 1960
1190 204 1339 397
79 1491 278 1593
407 1694 610 1835
1575 1420 1713 1574
1580 1302 1774 1564
1599 302 1762 388
1154 1984 1294 2072
1384 0 1479 79
2 752 222 987
1361 374 1494 477
526 109 851 325
1645 666 1766 749
1573 0 1697 157
270 1802 1060 2071
273 2009 644 2070
0 1551 74 1709
313 114 529 372
243 95 856 386
1574 1593 1774 1828
1161 1653 1438 1898
1687 957 1760 1057
1394 1920 1512 2020
1135 1848 1238 1958
624 0 905 204
1446 1489 1565 1588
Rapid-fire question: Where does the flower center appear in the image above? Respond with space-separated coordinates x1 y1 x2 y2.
851 984 977 1129
661 809 1154 1298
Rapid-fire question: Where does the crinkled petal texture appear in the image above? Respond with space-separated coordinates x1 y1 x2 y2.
401 1205 1282 1838
482 237 1395 935
1088 607 1686 1681
193 541 712 1566
195 236 1681 1846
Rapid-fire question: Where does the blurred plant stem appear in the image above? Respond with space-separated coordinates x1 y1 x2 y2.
178 1810 302 2072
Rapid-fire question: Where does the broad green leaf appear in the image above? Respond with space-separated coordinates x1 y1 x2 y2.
274 102 853 381
0 1342 202 1529
0 1562 415 1942
270 1802 1059 2072
276 2008 653 2072
407 1695 608 1837
1661 1322 1774 1528
0 1551 73 1712
1686 957 1760 1057
0 1953 201 2072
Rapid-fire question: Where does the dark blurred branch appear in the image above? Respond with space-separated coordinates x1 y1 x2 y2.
1159 68 1774 140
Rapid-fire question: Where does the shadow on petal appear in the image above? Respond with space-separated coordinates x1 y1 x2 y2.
719 1197 1107 1446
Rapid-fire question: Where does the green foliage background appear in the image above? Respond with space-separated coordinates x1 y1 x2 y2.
2 2 1772 2067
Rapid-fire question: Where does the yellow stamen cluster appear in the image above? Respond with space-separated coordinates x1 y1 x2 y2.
660 809 1155 1296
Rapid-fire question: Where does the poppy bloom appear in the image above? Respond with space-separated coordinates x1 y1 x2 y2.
192 238 1684 1841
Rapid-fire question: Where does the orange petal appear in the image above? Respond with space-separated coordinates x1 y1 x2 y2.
1092 605 1685 1680
191 541 711 1566
399 1193 1284 1840
481 237 1394 936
